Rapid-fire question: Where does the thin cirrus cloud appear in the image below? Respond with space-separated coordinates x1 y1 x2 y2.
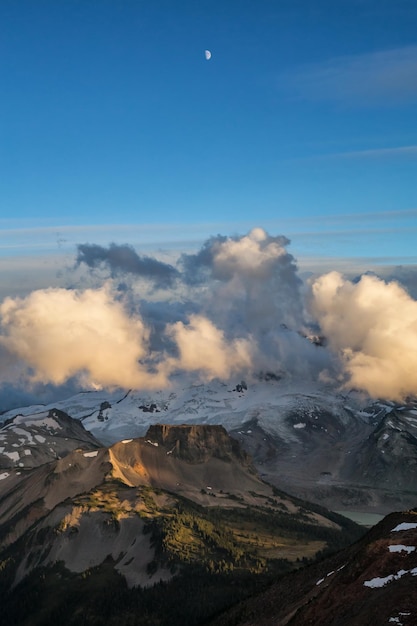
285 45 417 105
300 145 417 162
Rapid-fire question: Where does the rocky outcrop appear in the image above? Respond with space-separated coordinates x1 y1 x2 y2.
145 423 251 464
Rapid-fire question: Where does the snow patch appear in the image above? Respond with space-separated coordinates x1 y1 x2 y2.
83 451 99 458
4 451 19 462
0 472 9 480
389 545 416 554
121 439 133 444
293 423 306 429
25 416 61 430
13 427 34 444
389 612 412 625
146 440 159 447
364 567 417 588
392 522 417 532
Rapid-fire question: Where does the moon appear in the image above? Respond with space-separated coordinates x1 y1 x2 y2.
204 50 212 60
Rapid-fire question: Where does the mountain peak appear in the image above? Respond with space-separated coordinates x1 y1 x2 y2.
145 423 249 464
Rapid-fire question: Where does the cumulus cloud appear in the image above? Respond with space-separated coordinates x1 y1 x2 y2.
311 272 417 400
0 228 336 399
166 314 255 380
9 227 417 403
181 228 304 334
0 286 168 389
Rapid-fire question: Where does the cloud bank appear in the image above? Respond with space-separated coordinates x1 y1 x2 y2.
312 272 417 401
1 227 417 403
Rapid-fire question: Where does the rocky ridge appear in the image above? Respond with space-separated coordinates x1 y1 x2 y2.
210 509 417 626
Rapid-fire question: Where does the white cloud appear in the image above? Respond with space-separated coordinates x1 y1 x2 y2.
0 286 168 389
311 272 417 400
166 314 255 380
2 228 417 403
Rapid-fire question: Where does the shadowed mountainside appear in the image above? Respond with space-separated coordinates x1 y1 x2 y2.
209 509 417 626
0 423 363 626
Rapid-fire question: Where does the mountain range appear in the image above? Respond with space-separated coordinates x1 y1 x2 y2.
2 375 417 514
0 422 362 625
0 375 416 624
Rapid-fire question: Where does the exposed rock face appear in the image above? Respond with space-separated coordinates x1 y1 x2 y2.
145 423 251 464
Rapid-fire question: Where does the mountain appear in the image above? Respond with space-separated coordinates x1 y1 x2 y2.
0 407 101 470
2 375 417 514
0 424 363 626
209 509 417 626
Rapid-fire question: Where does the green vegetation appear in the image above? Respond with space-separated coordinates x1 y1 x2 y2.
0 558 277 626
0 481 365 626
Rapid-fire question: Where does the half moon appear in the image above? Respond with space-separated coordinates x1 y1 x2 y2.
204 50 212 60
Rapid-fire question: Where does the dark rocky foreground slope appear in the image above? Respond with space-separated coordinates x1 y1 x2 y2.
0 423 362 626
209 509 417 626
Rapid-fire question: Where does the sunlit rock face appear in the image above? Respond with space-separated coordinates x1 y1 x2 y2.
145 423 251 464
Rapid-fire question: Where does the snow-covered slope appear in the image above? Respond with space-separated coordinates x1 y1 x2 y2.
0 376 371 444
0 408 100 470
1 375 416 513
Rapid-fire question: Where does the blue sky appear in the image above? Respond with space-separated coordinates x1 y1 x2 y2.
1 0 417 277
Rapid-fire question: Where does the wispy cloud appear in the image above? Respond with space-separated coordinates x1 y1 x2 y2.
0 221 257 257
303 145 417 161
264 208 417 231
285 45 417 105
335 145 417 159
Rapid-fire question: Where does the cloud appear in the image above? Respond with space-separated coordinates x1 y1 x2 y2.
286 45 417 105
76 243 180 287
378 265 417 300
5 227 417 403
311 272 417 400
0 228 324 395
0 286 168 390
181 228 304 334
304 145 417 162
166 314 255 380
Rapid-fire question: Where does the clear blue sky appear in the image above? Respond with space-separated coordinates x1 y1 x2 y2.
1 0 417 265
